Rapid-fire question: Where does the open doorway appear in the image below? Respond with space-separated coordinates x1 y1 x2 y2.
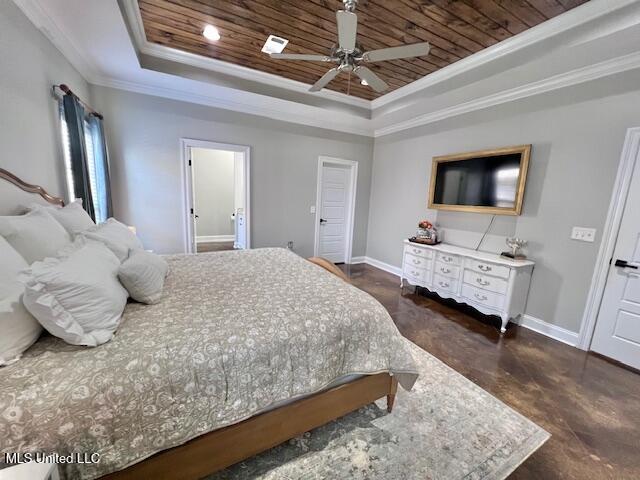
181 139 250 254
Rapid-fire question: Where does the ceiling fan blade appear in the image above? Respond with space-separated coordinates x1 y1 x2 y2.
270 53 336 62
336 10 357 52
354 66 388 93
362 42 430 62
309 68 340 92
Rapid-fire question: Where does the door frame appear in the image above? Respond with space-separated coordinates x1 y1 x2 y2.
313 156 358 263
578 127 640 350
180 138 251 254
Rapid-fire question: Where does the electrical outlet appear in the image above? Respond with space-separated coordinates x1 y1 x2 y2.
571 227 596 242
310 206 316 214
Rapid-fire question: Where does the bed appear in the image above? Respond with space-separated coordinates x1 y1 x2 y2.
0 168 418 480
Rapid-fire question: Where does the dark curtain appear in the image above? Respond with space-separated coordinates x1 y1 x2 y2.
62 93 95 220
87 114 113 221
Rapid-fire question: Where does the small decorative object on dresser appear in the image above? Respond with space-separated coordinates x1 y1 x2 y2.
400 240 534 333
409 219 440 245
502 237 528 259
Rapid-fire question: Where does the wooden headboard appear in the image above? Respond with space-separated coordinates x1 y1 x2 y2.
0 168 65 215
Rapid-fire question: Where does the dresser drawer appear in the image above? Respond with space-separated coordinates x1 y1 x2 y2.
404 265 428 282
432 273 458 294
404 252 430 270
464 258 510 279
436 251 460 266
403 266 428 286
463 270 508 295
404 244 433 259
434 261 460 279
461 284 505 310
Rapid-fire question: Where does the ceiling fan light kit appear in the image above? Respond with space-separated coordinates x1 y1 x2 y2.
268 0 430 95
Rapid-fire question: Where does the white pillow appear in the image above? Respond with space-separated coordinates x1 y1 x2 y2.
118 250 168 304
0 237 42 366
30 202 94 236
21 238 128 347
0 208 71 264
80 218 143 262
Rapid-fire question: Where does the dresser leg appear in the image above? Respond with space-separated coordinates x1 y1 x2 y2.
400 277 404 289
500 316 509 334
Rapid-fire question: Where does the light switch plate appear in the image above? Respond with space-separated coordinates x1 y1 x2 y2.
571 227 596 242
310 206 316 214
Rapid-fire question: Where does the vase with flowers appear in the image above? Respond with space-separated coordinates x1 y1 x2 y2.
410 219 440 245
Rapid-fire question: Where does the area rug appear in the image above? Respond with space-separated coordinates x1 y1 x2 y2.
209 341 549 480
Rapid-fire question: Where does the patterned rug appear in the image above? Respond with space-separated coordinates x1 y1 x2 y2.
209 341 549 480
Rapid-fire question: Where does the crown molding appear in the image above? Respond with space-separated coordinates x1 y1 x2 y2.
12 0 101 84
373 51 640 137
122 0 371 110
91 76 374 137
14 0 640 140
370 0 639 109
126 0 637 111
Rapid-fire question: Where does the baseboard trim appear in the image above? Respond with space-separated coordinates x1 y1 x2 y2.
363 256 402 277
517 315 579 347
349 256 366 264
196 235 235 243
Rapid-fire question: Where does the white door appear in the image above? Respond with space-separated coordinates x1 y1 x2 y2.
318 165 349 263
591 153 640 369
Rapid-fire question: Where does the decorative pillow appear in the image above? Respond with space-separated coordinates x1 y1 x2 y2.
30 202 94 236
118 250 169 304
0 208 71 264
21 238 128 347
0 237 42 366
80 218 143 262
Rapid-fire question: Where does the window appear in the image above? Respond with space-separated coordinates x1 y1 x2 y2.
59 101 109 223
59 101 75 202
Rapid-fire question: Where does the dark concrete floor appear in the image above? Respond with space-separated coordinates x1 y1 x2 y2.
339 263 640 480
197 241 235 253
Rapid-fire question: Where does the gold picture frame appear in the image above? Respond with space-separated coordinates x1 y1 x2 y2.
427 144 531 216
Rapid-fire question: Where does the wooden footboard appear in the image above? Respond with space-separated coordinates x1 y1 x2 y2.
102 373 398 480
307 256 351 283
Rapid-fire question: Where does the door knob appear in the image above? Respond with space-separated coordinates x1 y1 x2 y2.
615 259 638 269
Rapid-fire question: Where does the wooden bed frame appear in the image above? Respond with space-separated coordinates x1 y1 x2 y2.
0 168 400 480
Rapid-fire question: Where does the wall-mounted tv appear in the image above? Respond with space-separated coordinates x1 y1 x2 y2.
428 145 531 216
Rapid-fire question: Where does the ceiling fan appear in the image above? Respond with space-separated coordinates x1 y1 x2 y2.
268 0 430 94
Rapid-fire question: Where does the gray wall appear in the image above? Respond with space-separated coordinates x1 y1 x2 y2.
192 148 235 238
0 0 89 198
367 83 640 333
90 86 374 257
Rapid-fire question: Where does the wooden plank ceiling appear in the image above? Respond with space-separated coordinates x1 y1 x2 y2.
139 0 590 100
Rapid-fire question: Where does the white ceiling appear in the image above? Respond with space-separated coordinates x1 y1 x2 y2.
14 0 640 137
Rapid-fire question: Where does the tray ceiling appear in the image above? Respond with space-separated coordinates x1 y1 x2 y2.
138 0 590 100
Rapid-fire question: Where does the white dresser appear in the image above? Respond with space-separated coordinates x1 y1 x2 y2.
401 240 534 333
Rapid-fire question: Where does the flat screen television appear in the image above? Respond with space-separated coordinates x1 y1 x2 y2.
428 145 531 215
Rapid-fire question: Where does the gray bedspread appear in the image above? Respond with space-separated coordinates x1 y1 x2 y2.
0 248 418 479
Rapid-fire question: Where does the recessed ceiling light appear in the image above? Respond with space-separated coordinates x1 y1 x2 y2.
203 24 220 41
261 35 289 54
360 79 368 86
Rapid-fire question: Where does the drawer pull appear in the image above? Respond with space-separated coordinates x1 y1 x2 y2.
440 267 451 274
474 293 488 301
412 270 421 277
442 256 453 262
412 259 421 265
438 281 449 288
478 264 492 272
476 278 490 287
412 248 421 254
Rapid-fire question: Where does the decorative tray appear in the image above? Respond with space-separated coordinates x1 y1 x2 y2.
408 236 441 245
